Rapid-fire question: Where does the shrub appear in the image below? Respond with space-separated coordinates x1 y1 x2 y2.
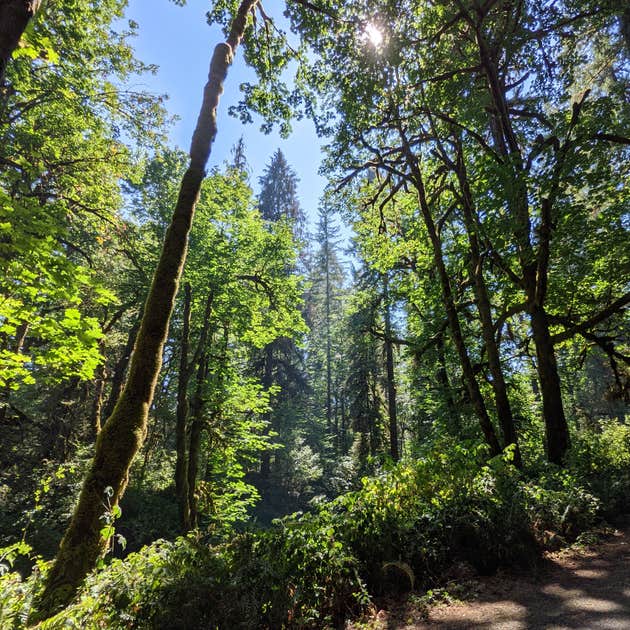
2 429 628 629
568 420 630 515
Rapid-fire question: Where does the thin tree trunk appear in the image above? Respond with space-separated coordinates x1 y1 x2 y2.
103 313 141 420
325 238 333 435
0 0 41 86
259 343 274 477
455 148 521 467
175 282 192 530
383 276 399 461
333 377 340 454
187 353 209 530
424 212 500 456
340 391 347 455
29 3 258 620
398 127 501 455
435 332 460 434
90 362 106 440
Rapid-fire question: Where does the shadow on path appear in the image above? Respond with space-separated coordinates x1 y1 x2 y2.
374 525 630 630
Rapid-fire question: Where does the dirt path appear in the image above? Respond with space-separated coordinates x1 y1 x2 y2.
358 526 630 629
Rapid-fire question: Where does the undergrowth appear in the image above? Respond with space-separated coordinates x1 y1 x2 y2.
1 422 629 629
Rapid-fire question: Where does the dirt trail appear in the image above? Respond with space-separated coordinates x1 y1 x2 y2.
360 525 630 630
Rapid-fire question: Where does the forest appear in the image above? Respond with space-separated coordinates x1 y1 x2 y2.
0 0 628 628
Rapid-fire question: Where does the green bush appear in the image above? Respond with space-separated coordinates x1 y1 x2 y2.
567 420 630 515
2 428 629 629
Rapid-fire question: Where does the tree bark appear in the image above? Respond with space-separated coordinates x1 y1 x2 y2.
187 353 209 529
383 275 399 461
398 127 501 456
29 2 258 620
455 147 521 466
259 343 274 477
0 0 41 86
175 282 192 530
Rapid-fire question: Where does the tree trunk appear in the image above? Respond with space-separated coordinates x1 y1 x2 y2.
187 353 209 530
475 27 569 464
325 239 333 435
530 305 569 464
383 276 399 461
340 391 348 455
90 363 106 440
435 332 460 434
399 129 500 455
175 282 192 530
0 0 41 86
456 149 521 466
428 228 500 456
103 313 141 420
259 343 274 477
29 2 257 620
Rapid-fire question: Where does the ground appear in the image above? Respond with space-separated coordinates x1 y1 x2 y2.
351 524 630 629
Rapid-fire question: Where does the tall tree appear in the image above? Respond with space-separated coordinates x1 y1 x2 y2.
30 0 259 619
307 206 347 456
258 148 305 237
255 148 307 478
382 273 399 461
275 0 629 464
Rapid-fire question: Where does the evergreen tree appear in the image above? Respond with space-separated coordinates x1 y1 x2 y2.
258 149 305 241
254 149 308 484
306 206 347 454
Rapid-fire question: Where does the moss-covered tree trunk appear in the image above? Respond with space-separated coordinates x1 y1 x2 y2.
175 282 192 530
0 0 41 86
383 275 399 461
29 1 258 621
186 352 209 529
399 129 501 456
455 147 521 467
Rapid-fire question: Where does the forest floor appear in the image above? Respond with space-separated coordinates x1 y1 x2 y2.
351 522 630 629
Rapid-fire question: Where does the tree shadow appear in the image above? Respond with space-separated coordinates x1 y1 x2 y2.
385 529 630 629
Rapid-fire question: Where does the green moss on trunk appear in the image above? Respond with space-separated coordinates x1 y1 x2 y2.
29 2 259 621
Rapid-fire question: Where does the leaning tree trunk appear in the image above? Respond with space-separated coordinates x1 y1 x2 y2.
0 0 41 86
29 1 258 621
475 27 569 464
456 150 521 467
399 129 501 455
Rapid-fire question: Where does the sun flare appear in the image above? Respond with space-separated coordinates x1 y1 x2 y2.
365 23 384 47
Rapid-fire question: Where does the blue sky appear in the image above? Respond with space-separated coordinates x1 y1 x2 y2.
125 0 327 230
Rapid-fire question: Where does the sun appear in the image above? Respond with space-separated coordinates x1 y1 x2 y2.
364 23 384 48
